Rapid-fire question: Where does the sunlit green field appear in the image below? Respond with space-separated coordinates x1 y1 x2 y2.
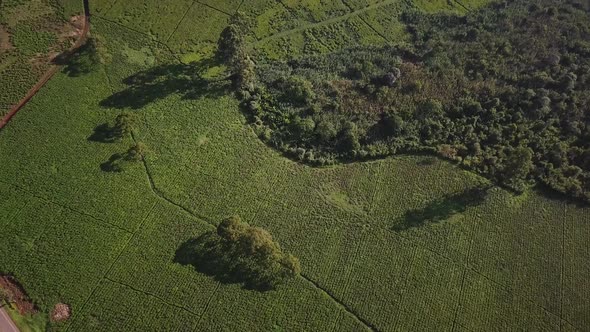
0 0 588 331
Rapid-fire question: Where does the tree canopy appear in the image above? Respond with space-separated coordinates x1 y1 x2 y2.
182 216 301 290
238 0 590 202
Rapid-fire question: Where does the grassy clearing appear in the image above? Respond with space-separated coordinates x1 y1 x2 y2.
0 0 589 331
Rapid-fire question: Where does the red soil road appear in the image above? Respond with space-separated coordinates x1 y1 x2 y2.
0 0 91 130
0 308 19 332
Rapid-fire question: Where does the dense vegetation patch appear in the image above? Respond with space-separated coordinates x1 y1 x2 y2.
237 0 590 201
175 216 301 291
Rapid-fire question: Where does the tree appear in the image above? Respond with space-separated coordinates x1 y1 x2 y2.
502 146 534 191
189 215 301 290
217 24 245 65
340 122 361 152
113 113 136 139
280 76 315 106
234 55 256 92
62 35 111 76
217 13 256 92
316 121 337 142
217 12 249 67
125 142 147 161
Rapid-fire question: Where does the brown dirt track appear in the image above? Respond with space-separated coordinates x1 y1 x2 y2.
0 0 90 130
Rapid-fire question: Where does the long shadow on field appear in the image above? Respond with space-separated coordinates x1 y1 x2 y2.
99 58 230 110
88 123 120 143
174 234 271 292
393 186 491 231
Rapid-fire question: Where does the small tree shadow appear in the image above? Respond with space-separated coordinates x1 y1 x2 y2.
99 58 230 110
100 153 125 172
88 123 119 143
393 186 491 231
174 234 272 292
100 144 145 172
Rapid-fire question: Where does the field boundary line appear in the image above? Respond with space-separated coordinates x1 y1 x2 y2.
103 0 119 16
104 277 201 316
450 240 473 330
315 211 571 328
91 15 183 63
358 15 391 43
64 201 159 332
101 50 215 229
0 179 133 234
1 193 29 225
391 242 420 331
300 273 379 332
368 162 384 215
253 0 398 46
165 0 198 44
235 0 245 13
195 0 231 16
453 0 470 12
192 282 222 331
136 148 217 226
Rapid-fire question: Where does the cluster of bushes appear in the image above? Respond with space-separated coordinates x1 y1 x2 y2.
224 0 590 202
184 216 301 290
90 113 147 172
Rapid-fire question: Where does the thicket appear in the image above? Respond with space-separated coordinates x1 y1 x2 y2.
178 216 301 291
236 0 590 202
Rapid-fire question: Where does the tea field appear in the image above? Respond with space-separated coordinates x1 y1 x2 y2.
0 0 85 116
0 0 588 331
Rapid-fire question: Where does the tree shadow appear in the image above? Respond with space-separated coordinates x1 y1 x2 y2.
174 234 272 292
54 41 100 77
99 58 231 110
87 123 120 143
100 153 125 172
393 186 491 231
100 144 144 172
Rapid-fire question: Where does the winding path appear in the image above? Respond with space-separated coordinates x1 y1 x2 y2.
0 0 91 130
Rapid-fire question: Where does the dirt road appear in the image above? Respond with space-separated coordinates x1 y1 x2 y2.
0 0 90 130
0 308 19 332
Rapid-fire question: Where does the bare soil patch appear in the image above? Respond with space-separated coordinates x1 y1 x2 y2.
0 25 13 53
50 303 71 322
0 275 38 315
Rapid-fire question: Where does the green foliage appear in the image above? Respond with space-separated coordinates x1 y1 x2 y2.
63 36 111 76
11 24 56 56
0 0 67 117
243 0 590 201
113 112 136 138
178 216 301 291
217 13 248 67
101 142 146 172
2 1 590 332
